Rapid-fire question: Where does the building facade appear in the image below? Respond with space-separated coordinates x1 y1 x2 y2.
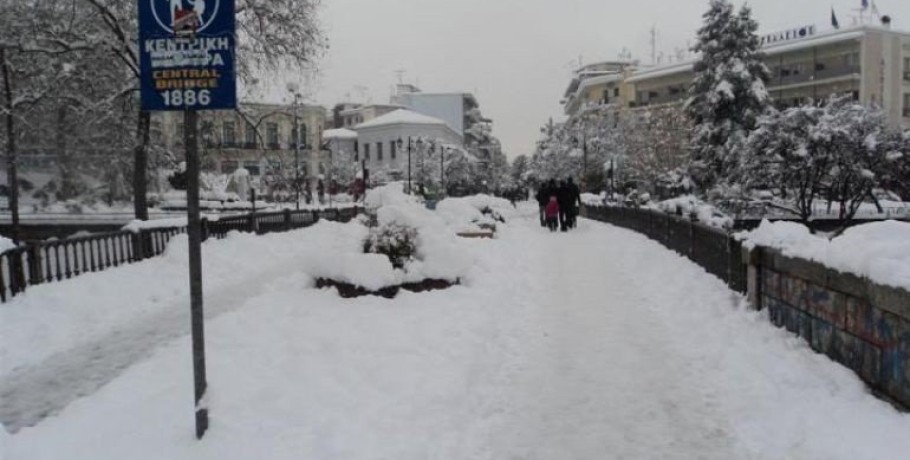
351 109 463 181
563 25 910 131
153 102 329 183
389 84 492 149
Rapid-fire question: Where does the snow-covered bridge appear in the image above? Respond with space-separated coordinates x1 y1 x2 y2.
2 202 909 459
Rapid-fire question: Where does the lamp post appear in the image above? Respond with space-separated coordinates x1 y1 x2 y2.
287 83 301 210
397 136 414 194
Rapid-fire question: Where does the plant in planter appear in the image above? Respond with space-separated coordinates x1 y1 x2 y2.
363 223 418 269
479 206 506 223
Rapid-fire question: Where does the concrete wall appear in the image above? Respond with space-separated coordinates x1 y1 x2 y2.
752 248 910 408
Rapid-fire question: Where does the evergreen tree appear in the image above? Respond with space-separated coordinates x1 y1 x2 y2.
686 0 771 194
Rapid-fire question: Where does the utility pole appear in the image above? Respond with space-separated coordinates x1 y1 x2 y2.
292 92 301 210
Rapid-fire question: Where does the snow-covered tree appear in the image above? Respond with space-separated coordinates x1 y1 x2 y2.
744 96 894 227
686 0 771 194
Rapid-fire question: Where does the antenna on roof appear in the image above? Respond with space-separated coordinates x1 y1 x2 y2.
394 69 405 84
650 25 658 65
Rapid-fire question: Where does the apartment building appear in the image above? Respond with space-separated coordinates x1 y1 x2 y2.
563 24 910 131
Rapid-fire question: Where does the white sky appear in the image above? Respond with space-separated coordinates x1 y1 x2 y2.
303 0 909 157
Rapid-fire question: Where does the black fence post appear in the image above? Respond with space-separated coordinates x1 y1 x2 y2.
132 232 145 262
9 250 26 295
284 208 292 231
26 244 42 285
201 218 209 242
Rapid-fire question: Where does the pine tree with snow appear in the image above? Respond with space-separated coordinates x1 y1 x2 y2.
686 0 771 194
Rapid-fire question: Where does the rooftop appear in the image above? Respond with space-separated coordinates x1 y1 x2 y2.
353 109 449 129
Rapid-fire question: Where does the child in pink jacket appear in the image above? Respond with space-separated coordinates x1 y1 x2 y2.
545 196 560 232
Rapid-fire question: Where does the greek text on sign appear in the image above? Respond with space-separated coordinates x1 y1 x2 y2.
139 0 236 111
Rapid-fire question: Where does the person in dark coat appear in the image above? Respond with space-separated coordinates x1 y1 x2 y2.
565 177 582 228
535 181 551 227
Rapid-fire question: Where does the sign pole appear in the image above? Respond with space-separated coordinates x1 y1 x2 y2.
139 0 236 439
184 108 209 439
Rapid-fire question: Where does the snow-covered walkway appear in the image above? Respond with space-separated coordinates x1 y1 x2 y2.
4 208 909 459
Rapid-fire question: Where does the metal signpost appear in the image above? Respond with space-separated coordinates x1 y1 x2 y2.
139 0 237 439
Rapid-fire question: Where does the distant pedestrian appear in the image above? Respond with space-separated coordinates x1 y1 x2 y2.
557 180 570 231
565 177 581 229
535 182 550 227
545 196 560 232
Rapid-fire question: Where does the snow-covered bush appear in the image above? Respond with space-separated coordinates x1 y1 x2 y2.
363 223 418 270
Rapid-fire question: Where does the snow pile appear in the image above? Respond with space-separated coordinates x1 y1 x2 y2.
738 220 910 291
0 236 16 253
435 194 515 233
654 195 733 230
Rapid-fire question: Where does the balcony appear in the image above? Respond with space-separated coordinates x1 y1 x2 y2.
903 107 910 118
904 72 910 82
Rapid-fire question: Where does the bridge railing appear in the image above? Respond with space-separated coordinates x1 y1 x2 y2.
0 206 360 303
583 205 747 294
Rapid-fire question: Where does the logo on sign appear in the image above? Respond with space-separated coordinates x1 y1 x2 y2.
150 0 221 35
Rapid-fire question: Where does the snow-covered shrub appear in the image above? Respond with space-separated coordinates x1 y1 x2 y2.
363 223 418 270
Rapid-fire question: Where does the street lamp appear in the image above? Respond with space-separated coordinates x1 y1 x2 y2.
397 136 415 195
287 82 301 210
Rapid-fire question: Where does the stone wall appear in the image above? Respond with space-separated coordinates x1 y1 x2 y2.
752 247 910 408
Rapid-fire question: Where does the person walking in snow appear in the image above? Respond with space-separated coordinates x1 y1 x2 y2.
565 177 582 229
535 182 550 227
557 180 572 232
545 195 560 232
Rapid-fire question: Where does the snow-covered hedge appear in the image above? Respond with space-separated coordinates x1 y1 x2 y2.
652 195 733 230
737 220 910 291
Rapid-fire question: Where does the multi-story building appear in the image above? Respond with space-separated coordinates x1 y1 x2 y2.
334 103 401 128
152 102 329 183
390 84 492 149
561 61 638 117
351 109 463 180
564 24 910 131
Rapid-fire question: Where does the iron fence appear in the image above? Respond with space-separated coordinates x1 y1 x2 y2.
0 206 360 303
583 206 747 294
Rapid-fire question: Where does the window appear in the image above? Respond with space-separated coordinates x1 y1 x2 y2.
244 161 261 176
376 142 383 161
363 143 370 161
267 123 279 148
904 57 910 81
291 123 307 148
354 142 359 161
904 93 910 117
245 123 257 148
614 88 620 97
844 52 860 68
815 62 826 72
221 160 238 174
390 140 397 160
222 121 236 146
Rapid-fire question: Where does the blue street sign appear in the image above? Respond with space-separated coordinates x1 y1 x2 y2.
138 0 236 111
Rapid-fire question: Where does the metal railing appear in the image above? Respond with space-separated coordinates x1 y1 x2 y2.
583 206 747 294
0 206 360 303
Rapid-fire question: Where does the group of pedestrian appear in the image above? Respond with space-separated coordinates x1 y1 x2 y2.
536 178 581 232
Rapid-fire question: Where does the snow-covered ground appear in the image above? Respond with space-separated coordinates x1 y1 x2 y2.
3 203 909 459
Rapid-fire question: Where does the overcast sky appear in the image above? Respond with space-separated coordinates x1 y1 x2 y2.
303 0 909 158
